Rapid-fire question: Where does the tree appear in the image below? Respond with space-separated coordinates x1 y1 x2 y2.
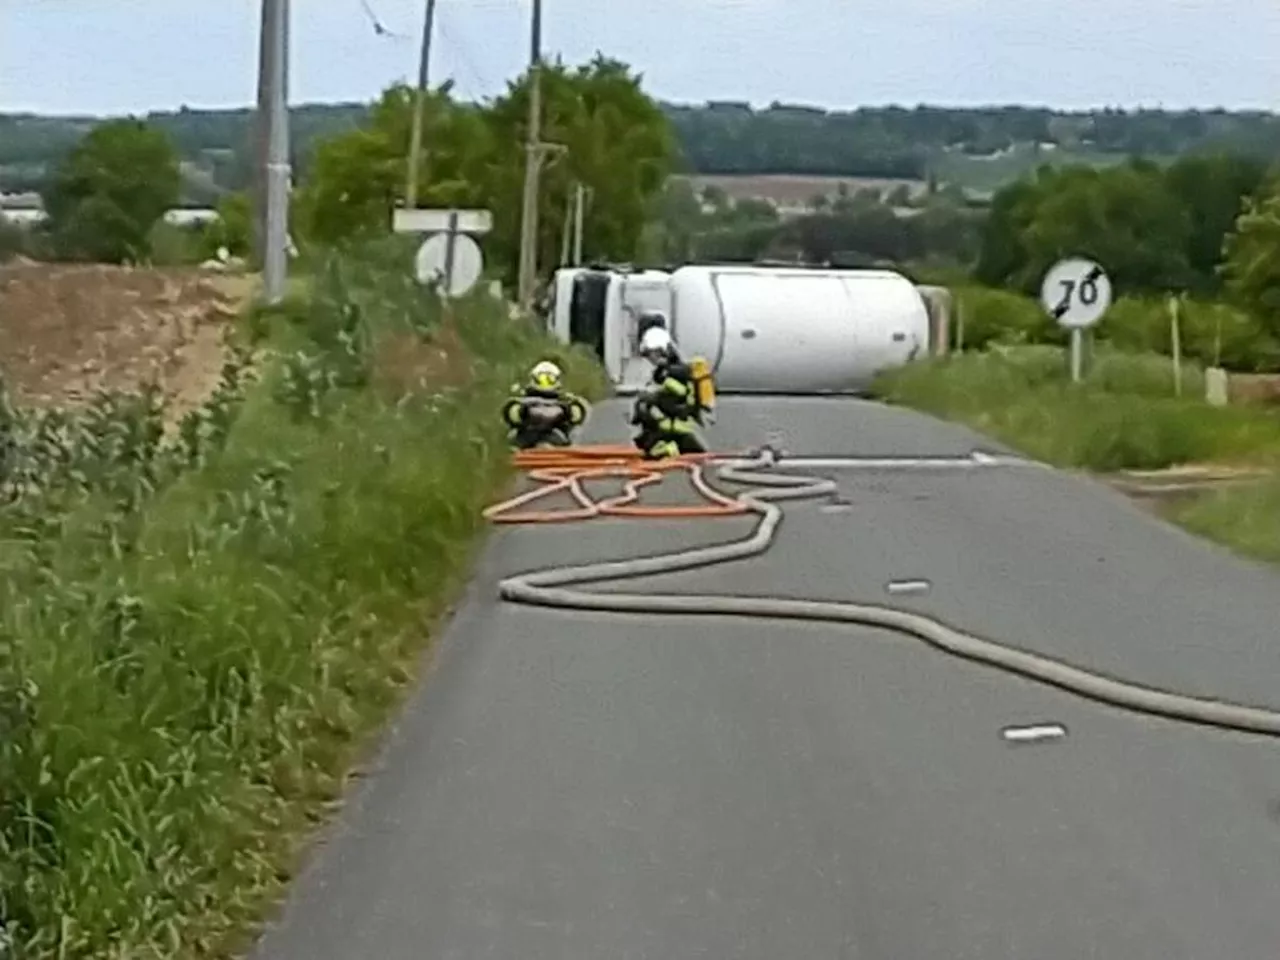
1017 164 1192 292
199 191 253 259
973 178 1039 286
976 154 1270 296
1164 152 1268 292
297 58 676 282
41 119 181 263
642 177 704 262
1221 185 1280 336
482 55 676 277
296 82 492 247
776 202 982 266
975 162 1192 294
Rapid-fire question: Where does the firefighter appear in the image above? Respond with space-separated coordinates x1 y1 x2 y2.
630 326 708 459
635 309 668 343
501 360 589 449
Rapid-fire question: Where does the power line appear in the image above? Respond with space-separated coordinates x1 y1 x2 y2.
358 0 409 40
434 7 491 92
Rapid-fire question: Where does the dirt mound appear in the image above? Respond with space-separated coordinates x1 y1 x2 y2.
1228 372 1280 405
0 262 252 420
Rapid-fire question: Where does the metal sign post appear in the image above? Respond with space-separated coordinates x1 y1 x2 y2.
443 210 458 294
1169 293 1183 397
1040 257 1112 383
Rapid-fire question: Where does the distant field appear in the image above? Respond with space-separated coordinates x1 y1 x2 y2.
681 146 1147 204
931 145 1150 192
679 173 928 208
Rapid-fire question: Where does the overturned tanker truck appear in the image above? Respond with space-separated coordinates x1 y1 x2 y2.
547 263 948 395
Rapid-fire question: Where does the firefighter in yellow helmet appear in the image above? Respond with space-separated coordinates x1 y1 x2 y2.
630 325 708 459
501 359 589 449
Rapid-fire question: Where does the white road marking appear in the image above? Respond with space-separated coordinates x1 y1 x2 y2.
1002 723 1068 744
886 579 931 594
720 452 1044 470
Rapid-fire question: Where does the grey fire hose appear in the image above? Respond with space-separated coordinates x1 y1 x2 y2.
498 449 1280 737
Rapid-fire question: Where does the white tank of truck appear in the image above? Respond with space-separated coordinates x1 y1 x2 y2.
667 265 930 392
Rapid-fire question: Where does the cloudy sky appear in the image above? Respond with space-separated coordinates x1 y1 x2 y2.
3 0 1279 115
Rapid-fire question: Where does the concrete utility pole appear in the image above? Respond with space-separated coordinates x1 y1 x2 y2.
259 0 291 304
515 0 544 310
405 0 438 208
252 0 273 268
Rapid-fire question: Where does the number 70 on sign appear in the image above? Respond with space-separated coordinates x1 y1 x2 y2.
1039 257 1113 329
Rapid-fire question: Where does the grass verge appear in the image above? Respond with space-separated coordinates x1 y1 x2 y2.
1167 479 1280 564
0 238 604 958
872 345 1280 472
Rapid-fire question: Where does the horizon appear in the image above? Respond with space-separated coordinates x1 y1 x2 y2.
8 96 1280 122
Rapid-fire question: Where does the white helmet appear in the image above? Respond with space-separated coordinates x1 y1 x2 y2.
529 359 562 391
639 326 674 361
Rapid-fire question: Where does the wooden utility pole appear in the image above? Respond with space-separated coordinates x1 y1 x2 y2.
572 183 587 264
516 0 544 310
405 0 437 208
559 188 574 266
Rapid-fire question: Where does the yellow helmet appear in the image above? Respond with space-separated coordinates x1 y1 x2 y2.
530 360 562 391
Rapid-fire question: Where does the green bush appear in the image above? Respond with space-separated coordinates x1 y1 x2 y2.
952 284 1064 350
874 346 1280 471
145 219 204 266
951 283 1280 373
1098 296 1280 372
0 216 30 262
0 241 604 958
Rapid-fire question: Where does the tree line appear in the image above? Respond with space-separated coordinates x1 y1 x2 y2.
6 101 1280 193
645 177 985 271
2 56 677 279
959 153 1280 367
976 154 1272 297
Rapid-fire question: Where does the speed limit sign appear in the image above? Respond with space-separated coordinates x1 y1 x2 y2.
1040 257 1112 329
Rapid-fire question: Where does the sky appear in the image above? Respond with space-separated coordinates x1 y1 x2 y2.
3 0 1280 115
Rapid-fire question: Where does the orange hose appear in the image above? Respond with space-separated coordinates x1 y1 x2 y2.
484 443 749 523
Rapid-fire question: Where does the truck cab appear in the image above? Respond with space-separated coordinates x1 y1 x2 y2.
550 266 672 389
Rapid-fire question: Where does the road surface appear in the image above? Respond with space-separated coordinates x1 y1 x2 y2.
254 396 1280 960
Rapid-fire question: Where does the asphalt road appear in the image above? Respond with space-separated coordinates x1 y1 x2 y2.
254 396 1280 960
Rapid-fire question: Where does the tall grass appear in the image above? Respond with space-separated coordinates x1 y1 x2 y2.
874 346 1280 471
1171 478 1280 563
0 239 603 958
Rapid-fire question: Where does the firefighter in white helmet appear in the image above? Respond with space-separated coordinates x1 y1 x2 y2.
631 325 708 458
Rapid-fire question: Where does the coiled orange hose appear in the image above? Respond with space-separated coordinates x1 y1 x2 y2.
483 444 749 523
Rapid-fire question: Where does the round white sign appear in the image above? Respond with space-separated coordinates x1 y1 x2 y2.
1039 257 1112 329
415 232 483 296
